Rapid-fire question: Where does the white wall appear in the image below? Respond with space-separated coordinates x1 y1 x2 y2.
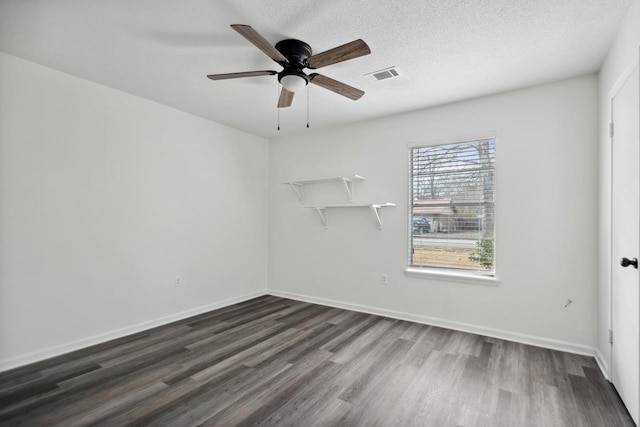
0 40 611 371
269 75 599 350
0 53 268 369
597 0 640 375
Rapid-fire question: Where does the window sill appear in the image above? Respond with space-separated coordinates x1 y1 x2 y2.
404 267 500 286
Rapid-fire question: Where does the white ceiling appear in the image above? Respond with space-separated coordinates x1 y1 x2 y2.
0 0 632 138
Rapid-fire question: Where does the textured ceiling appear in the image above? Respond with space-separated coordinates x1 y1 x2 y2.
0 0 632 138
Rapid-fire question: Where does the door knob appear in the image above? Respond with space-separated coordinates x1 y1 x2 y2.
620 257 638 268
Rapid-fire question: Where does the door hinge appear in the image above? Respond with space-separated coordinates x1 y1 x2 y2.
609 328 613 344
609 122 614 138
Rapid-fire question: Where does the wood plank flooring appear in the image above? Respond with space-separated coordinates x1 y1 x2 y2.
0 295 634 426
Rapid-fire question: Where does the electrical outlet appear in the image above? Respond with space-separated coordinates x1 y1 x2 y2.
381 274 389 285
175 276 182 287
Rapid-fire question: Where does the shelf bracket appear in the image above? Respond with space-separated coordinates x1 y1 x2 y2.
313 207 329 228
370 204 384 230
289 183 305 203
340 178 355 201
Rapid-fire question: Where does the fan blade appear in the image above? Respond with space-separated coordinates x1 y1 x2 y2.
309 73 364 100
207 70 277 80
307 39 370 69
278 87 294 108
231 24 288 64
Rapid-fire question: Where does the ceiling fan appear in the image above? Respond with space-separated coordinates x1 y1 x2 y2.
207 25 371 108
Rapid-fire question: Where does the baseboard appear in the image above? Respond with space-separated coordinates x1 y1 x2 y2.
0 289 267 373
594 347 610 380
267 289 598 358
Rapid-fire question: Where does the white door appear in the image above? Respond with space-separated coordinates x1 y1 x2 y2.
611 63 639 425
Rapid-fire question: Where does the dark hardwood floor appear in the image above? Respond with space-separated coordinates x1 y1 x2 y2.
0 295 634 426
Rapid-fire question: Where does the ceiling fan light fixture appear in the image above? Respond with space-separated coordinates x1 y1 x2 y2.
279 73 308 92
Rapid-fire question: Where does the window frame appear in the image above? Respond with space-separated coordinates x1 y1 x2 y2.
405 132 499 285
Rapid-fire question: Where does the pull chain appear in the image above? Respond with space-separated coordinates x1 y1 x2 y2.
306 85 310 128
277 80 281 131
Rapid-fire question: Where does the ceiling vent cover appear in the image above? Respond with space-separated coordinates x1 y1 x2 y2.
365 67 399 81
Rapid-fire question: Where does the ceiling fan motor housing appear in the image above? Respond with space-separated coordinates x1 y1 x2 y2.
275 39 312 84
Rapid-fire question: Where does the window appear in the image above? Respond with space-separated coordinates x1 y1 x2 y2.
409 135 496 276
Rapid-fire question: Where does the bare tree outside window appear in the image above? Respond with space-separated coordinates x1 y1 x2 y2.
409 138 495 273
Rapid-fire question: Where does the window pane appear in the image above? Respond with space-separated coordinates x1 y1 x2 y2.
410 138 495 273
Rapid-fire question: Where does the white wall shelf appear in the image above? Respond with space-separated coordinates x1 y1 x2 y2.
282 175 365 203
306 203 396 229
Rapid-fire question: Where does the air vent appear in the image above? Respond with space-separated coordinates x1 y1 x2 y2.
365 67 399 82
